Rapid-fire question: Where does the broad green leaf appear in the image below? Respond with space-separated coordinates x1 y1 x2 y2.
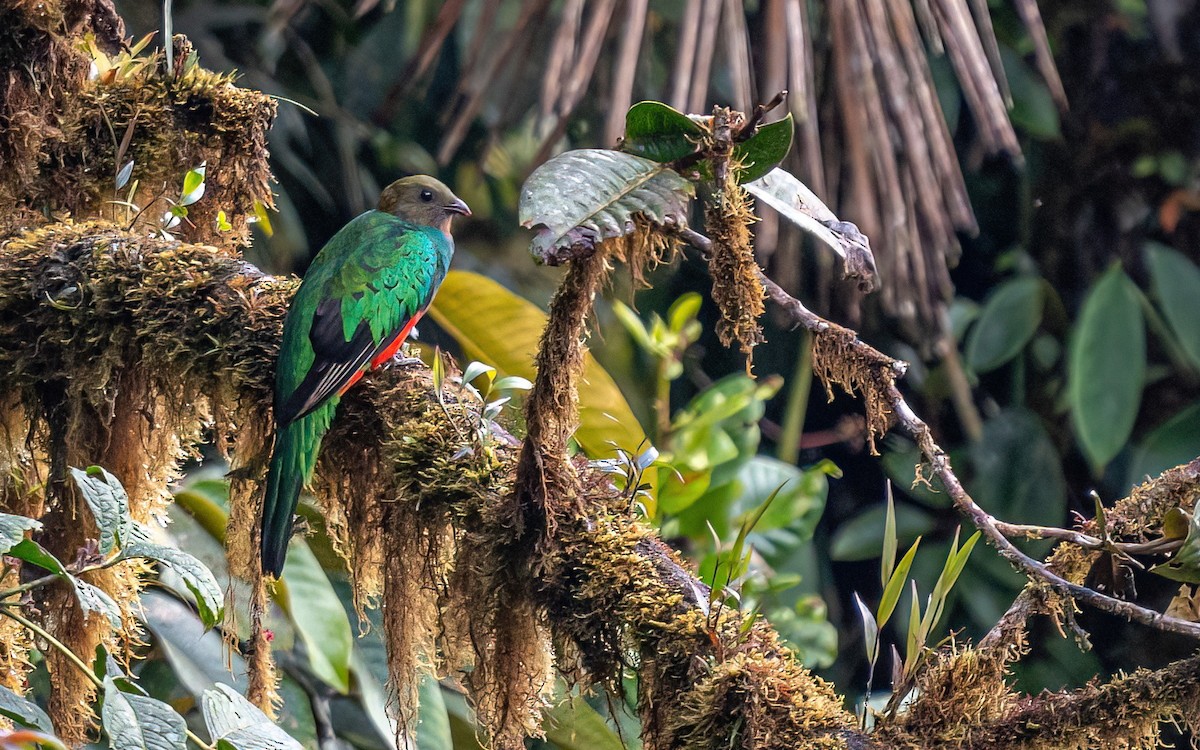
543 697 626 750
1001 47 1060 139
731 456 826 539
427 270 645 456
830 504 934 562
141 591 245 697
1145 242 1200 371
71 466 131 554
0 685 53 732
1127 401 1200 489
7 539 68 577
278 541 352 694
972 409 1066 529
733 114 794 183
744 169 841 253
622 101 705 162
519 149 693 261
416 676 452 750
101 677 187 750
1068 265 1145 472
121 541 224 628
0 513 40 556
74 579 122 628
964 277 1044 373
202 684 302 750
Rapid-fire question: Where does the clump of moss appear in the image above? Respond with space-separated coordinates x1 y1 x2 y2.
811 323 900 454
704 171 764 358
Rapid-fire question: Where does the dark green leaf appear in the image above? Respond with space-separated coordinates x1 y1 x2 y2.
0 684 53 732
972 409 1066 530
7 539 68 577
1127 401 1200 489
1001 46 1060 139
71 466 131 555
519 149 694 262
416 676 452 750
0 512 40 556
733 114 794 183
142 592 245 697
202 684 302 750
122 541 224 628
731 457 827 540
278 541 352 693
621 101 705 162
1145 242 1200 371
543 696 626 750
964 277 1044 373
101 676 187 750
1068 265 1145 472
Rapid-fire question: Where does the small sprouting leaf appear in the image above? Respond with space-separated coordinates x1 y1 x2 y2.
168 204 188 219
0 685 53 732
519 149 694 263
1068 264 1146 473
202 684 303 750
0 513 41 556
493 375 533 392
732 114 794 184
180 164 206 206
878 538 921 629
216 210 233 232
668 292 703 333
115 160 134 190
102 677 187 750
621 101 706 163
881 484 898 588
462 361 496 386
964 277 1045 373
852 593 879 665
71 466 132 555
251 201 274 237
121 541 224 628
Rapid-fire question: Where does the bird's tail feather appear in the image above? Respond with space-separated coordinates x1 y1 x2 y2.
261 420 309 577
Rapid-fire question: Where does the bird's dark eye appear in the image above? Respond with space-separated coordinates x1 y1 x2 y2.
419 189 434 203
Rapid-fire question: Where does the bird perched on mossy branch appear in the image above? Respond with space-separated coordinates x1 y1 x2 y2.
261 175 470 576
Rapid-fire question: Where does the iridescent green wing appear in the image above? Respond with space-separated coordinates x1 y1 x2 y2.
276 212 450 425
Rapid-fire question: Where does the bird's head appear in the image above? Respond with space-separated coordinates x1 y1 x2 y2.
377 175 471 233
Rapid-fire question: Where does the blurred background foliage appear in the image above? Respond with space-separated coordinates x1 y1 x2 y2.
47 0 1200 746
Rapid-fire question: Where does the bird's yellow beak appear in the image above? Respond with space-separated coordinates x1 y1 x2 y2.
445 197 471 217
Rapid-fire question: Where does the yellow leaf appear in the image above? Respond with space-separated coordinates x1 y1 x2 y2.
427 270 645 457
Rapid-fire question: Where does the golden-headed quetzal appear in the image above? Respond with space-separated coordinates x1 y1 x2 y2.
261 175 470 576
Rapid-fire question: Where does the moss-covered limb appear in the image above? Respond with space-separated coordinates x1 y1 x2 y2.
885 652 1200 749
1 3 275 248
0 223 863 748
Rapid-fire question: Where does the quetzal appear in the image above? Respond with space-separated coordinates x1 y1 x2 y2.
261 175 470 576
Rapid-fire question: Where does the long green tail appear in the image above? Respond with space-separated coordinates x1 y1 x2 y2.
261 416 323 577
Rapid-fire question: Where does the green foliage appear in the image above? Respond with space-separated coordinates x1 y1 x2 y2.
621 101 705 162
964 277 1045 373
733 115 794 183
1145 242 1200 372
277 541 354 694
101 677 187 750
518 149 694 260
1068 264 1146 473
427 269 645 455
0 686 53 732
